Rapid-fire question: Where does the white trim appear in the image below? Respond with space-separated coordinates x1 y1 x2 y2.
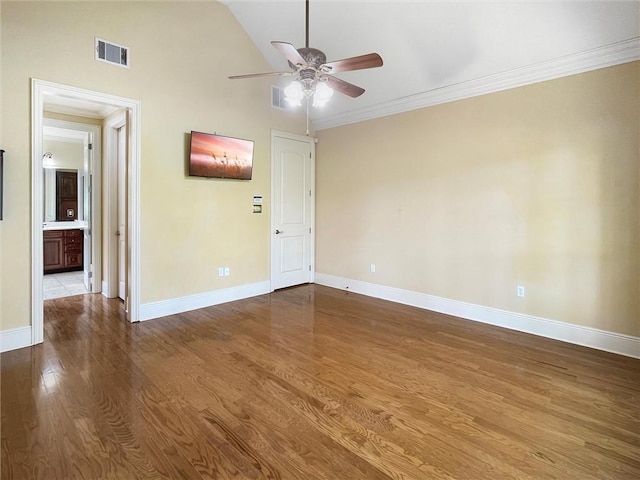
313 38 640 131
43 127 86 144
32 83 45 345
43 102 118 120
128 106 142 322
139 282 270 321
1 327 33 353
315 273 640 359
270 130 316 291
32 79 142 349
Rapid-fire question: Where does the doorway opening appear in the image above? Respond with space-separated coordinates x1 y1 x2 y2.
31 79 142 346
42 119 100 300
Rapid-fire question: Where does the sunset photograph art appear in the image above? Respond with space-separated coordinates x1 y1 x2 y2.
189 131 254 180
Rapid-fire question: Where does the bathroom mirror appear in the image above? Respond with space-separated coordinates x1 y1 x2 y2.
42 135 85 223
43 168 79 222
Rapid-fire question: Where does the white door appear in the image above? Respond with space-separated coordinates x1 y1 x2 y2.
117 125 127 300
271 132 314 290
82 135 92 292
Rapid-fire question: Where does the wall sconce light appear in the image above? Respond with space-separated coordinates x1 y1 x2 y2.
42 152 55 169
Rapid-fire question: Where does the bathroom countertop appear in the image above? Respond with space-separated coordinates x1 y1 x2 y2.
43 221 88 231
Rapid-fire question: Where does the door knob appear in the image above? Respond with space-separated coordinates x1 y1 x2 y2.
115 231 121 237
275 229 283 234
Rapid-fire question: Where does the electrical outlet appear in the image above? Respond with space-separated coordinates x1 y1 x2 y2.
224 267 230 276
517 285 525 297
370 264 376 273
218 267 224 277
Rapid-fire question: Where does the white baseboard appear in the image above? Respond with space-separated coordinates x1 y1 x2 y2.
6 277 637 357
315 273 640 359
139 281 270 322
0 326 33 353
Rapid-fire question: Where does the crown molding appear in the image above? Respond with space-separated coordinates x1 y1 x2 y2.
313 38 640 131
43 102 118 120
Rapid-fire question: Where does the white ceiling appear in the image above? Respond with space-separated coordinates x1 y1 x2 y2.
225 1 640 130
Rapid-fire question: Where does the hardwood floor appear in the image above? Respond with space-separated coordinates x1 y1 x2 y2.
2 285 639 480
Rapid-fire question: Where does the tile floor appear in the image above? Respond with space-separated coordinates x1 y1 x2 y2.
43 271 90 300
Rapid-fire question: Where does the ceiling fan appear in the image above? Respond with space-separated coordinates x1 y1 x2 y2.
228 0 383 108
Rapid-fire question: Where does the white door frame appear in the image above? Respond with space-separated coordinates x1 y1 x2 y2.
31 79 142 345
43 118 102 294
270 130 316 290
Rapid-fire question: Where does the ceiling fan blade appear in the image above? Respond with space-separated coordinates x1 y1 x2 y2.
271 41 308 68
321 53 383 74
229 71 293 80
326 75 365 98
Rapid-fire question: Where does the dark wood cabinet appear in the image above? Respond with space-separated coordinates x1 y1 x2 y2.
44 229 83 273
44 230 64 271
56 171 78 221
64 230 83 269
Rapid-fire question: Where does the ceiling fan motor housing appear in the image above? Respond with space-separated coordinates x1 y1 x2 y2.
293 47 327 68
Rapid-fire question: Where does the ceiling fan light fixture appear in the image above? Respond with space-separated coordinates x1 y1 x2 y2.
284 80 304 106
312 81 334 108
285 77 334 108
230 1 381 116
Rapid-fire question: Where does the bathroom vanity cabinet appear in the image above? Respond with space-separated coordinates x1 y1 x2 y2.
44 229 83 273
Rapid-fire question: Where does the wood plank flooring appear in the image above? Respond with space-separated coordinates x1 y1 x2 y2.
2 284 639 479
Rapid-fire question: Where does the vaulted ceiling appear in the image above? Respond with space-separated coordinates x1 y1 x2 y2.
224 1 640 130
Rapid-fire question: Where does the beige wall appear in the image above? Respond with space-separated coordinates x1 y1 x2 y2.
42 139 84 171
1 1 304 331
316 62 639 337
